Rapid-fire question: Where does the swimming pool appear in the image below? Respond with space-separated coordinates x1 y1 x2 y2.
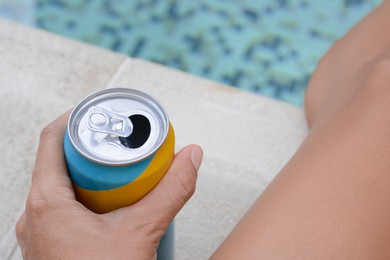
0 0 382 106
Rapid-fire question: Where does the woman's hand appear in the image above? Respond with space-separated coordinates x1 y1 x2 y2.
16 112 203 259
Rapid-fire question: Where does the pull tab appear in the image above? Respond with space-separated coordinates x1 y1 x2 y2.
87 106 133 137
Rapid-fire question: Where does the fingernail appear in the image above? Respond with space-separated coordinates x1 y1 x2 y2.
191 146 203 171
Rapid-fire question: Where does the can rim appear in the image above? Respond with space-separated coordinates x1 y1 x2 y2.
67 88 169 166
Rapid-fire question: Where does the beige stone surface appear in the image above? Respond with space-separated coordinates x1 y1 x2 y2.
106 59 307 259
0 18 308 259
0 19 126 259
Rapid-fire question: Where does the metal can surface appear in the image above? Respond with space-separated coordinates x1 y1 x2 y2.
64 87 175 212
63 88 175 258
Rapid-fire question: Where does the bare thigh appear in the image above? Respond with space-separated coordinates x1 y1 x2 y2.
212 2 390 259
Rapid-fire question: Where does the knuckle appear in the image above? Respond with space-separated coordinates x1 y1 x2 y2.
39 123 60 141
15 217 25 241
174 167 197 203
26 192 49 218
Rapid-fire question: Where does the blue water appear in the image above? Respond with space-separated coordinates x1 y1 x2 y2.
0 0 382 106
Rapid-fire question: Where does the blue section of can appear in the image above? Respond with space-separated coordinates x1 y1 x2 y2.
64 131 154 191
157 222 174 260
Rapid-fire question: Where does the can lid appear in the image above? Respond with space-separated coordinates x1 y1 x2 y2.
68 88 169 165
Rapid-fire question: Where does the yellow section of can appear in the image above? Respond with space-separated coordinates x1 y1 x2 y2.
73 125 175 214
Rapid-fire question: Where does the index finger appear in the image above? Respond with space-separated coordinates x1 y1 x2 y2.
32 111 72 193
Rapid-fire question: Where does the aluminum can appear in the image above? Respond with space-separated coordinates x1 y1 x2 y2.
64 88 175 259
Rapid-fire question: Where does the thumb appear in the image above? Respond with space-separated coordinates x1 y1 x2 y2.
124 144 203 226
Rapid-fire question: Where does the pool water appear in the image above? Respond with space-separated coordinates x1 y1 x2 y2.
0 0 382 106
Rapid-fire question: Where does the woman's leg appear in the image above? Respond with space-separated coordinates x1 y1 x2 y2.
212 2 390 259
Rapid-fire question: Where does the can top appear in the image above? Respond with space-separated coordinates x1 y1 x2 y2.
68 88 169 165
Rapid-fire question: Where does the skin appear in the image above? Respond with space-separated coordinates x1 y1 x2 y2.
16 2 390 259
16 112 203 260
212 1 390 259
